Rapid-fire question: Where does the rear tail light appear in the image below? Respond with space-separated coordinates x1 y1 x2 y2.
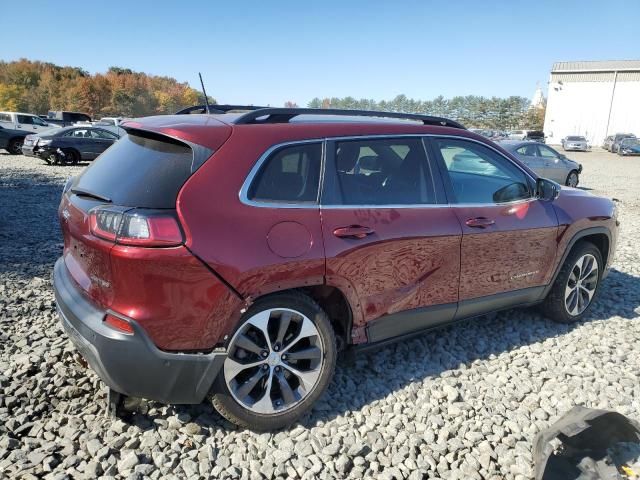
104 313 134 334
89 207 183 247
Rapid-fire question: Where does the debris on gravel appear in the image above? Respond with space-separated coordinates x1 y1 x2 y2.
1 151 639 479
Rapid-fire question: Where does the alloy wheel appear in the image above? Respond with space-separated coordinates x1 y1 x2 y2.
9 140 23 154
567 172 579 187
564 253 598 316
224 308 324 414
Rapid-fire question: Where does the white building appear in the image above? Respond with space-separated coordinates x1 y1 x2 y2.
543 60 640 145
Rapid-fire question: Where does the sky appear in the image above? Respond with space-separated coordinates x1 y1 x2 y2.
3 0 639 107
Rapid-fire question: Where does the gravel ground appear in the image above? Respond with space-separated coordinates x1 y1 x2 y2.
1 149 639 480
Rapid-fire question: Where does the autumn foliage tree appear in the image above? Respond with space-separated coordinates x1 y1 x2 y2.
0 59 210 118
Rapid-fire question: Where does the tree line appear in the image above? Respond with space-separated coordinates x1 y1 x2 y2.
0 59 212 118
307 94 544 130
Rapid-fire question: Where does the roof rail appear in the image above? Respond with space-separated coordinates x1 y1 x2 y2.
233 108 466 129
175 104 268 115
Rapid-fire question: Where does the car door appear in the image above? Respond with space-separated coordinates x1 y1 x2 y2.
320 136 462 343
537 144 567 183
16 114 37 132
513 143 545 176
90 128 119 157
429 136 558 318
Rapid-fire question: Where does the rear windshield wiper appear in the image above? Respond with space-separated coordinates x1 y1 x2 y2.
70 187 112 203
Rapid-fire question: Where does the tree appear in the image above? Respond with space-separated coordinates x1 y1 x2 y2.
284 100 298 108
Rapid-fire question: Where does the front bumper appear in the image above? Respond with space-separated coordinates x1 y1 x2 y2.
53 257 226 404
21 145 39 157
564 145 587 151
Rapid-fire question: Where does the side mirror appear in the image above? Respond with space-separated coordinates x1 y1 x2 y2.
536 178 560 201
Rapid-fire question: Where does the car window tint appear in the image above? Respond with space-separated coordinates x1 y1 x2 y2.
17 115 34 125
0 113 11 122
435 138 531 204
32 116 47 126
95 129 118 139
538 146 559 159
248 143 322 203
331 138 436 205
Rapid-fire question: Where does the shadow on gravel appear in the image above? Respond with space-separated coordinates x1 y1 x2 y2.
113 267 639 434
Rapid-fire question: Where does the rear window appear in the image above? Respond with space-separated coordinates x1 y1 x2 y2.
567 136 585 141
74 132 193 208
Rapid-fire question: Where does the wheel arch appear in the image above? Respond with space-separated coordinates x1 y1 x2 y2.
543 227 611 298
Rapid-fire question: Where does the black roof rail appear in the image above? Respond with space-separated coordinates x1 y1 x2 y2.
175 104 268 115
232 108 466 129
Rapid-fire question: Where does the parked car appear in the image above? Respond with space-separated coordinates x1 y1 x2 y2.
44 111 92 127
603 135 614 151
0 125 31 154
508 129 527 140
499 141 582 187
95 117 125 127
611 133 637 153
0 111 59 132
21 126 121 164
53 108 618 430
523 130 545 143
561 136 589 152
617 137 640 156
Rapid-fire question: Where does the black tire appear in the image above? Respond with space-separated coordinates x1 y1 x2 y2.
7 138 23 155
63 149 79 165
565 170 579 187
212 291 337 431
541 241 603 323
44 152 57 165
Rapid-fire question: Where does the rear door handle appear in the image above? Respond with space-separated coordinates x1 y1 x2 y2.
465 217 495 228
333 225 374 239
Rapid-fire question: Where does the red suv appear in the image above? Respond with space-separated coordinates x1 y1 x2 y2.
54 108 618 430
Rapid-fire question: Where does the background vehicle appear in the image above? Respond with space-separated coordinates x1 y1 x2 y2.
524 130 545 143
561 136 588 151
54 108 618 430
611 133 637 153
95 117 125 127
603 135 614 151
499 140 582 186
508 129 527 140
22 126 121 164
44 111 92 127
0 111 58 132
0 125 30 154
618 137 640 156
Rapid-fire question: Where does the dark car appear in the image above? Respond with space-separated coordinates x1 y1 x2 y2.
53 108 618 430
618 137 640 156
0 125 30 154
22 126 121 164
523 130 545 143
611 133 636 153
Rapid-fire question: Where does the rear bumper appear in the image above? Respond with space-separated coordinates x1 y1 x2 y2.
53 257 226 404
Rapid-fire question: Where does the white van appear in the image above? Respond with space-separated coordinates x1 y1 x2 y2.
0 112 59 132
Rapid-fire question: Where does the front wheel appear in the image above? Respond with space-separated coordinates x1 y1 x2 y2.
63 149 79 165
212 291 337 431
541 242 602 323
565 170 579 187
7 138 23 155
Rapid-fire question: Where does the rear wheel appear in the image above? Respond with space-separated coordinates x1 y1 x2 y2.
565 170 579 187
212 291 336 431
541 242 602 323
7 138 23 155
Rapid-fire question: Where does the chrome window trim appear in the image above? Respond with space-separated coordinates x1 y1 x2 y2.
239 134 538 209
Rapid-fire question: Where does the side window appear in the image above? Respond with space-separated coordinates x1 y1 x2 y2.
538 145 559 159
516 144 538 156
248 143 322 203
0 113 11 122
94 129 118 139
435 138 531 204
32 116 47 126
330 138 436 205
17 115 34 125
62 129 76 137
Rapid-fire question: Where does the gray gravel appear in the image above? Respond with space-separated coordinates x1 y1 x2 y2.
1 149 639 479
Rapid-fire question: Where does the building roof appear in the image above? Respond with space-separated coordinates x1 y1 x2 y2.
552 60 640 72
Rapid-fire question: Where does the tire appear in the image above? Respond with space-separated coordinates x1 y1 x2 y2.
44 153 57 165
565 170 579 187
7 138 23 155
541 241 602 323
63 149 79 165
212 291 337 431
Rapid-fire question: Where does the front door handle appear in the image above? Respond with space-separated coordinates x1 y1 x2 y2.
333 225 374 239
465 217 495 228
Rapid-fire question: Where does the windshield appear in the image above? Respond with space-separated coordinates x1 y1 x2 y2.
567 136 586 141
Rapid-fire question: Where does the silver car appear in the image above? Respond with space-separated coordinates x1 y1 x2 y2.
561 135 589 152
499 140 582 187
